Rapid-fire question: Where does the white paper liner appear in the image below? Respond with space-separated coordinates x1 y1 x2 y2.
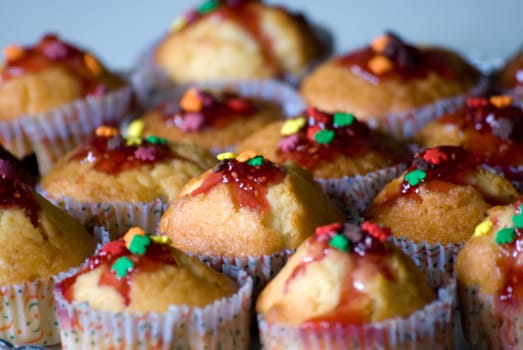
365 77 488 139
191 249 295 299
0 116 32 160
53 268 253 350
258 268 455 350
37 187 168 240
23 85 135 175
459 285 523 350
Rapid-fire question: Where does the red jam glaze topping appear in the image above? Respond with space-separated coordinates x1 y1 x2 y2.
1 34 107 95
190 156 285 211
0 159 40 228
70 127 181 175
335 32 468 83
276 108 409 172
158 88 256 133
436 97 523 181
58 237 179 306
286 222 395 326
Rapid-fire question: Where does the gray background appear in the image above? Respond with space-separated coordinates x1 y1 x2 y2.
0 0 522 70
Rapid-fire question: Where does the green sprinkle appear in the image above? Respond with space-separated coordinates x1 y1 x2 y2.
129 235 151 255
112 256 134 278
333 112 355 127
146 135 167 145
198 0 219 14
329 234 350 252
405 169 427 186
247 155 264 166
513 214 523 229
495 227 516 245
314 129 335 144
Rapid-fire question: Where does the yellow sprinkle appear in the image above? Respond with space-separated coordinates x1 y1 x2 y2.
123 227 145 248
280 117 306 136
217 152 237 161
237 150 257 162
84 52 102 76
95 126 119 138
126 136 142 146
126 120 145 138
169 17 186 32
474 219 493 237
489 95 513 108
150 235 172 245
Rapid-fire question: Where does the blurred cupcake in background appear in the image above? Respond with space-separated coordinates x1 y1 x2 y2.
0 34 134 173
301 31 485 138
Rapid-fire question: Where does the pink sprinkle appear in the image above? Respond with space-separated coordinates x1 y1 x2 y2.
278 134 300 152
135 146 157 161
91 84 107 98
181 113 205 132
42 40 69 60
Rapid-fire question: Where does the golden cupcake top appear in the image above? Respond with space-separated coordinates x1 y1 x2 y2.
335 31 479 84
57 227 237 312
256 221 435 326
1 34 121 96
157 87 257 133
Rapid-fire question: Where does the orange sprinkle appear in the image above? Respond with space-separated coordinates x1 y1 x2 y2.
236 150 257 162
3 45 25 61
84 52 102 76
371 35 390 53
180 88 203 112
489 95 513 108
368 55 394 75
95 126 119 138
123 227 145 248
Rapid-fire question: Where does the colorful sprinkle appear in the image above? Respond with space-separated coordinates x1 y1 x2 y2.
371 35 390 53
42 40 69 60
236 150 257 162
422 148 448 165
314 129 335 144
198 0 219 14
101 241 126 256
495 228 516 245
145 135 167 145
150 235 172 245
368 55 394 75
308 108 329 124
329 234 350 252
217 152 237 161
95 126 118 138
405 169 427 186
361 221 390 242
84 53 102 76
473 220 493 237
3 45 25 61
180 88 203 112
134 146 157 161
247 155 264 166
490 95 513 109
180 112 205 132
466 98 489 108
333 112 355 127
126 120 145 138
280 117 306 136
111 256 134 278
278 134 300 152
315 222 342 236
306 125 321 141
129 235 151 255
125 136 142 146
513 213 523 229
123 227 145 248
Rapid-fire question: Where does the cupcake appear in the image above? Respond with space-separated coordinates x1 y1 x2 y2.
0 34 134 173
54 227 252 349
152 0 328 84
39 125 216 237
135 80 304 152
415 95 523 185
300 31 483 138
365 146 518 272
0 158 98 346
237 107 410 179
256 221 455 349
496 46 523 95
158 151 346 292
455 197 523 349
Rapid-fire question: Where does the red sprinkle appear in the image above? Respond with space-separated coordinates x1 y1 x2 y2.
308 107 329 124
466 97 489 108
316 222 342 236
307 125 321 141
361 221 390 242
422 148 448 165
101 241 127 256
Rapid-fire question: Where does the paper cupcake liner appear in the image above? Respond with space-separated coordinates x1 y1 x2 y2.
366 77 488 139
23 85 135 175
53 269 253 350
258 268 455 350
191 249 295 299
37 190 167 240
0 117 32 160
459 285 523 350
